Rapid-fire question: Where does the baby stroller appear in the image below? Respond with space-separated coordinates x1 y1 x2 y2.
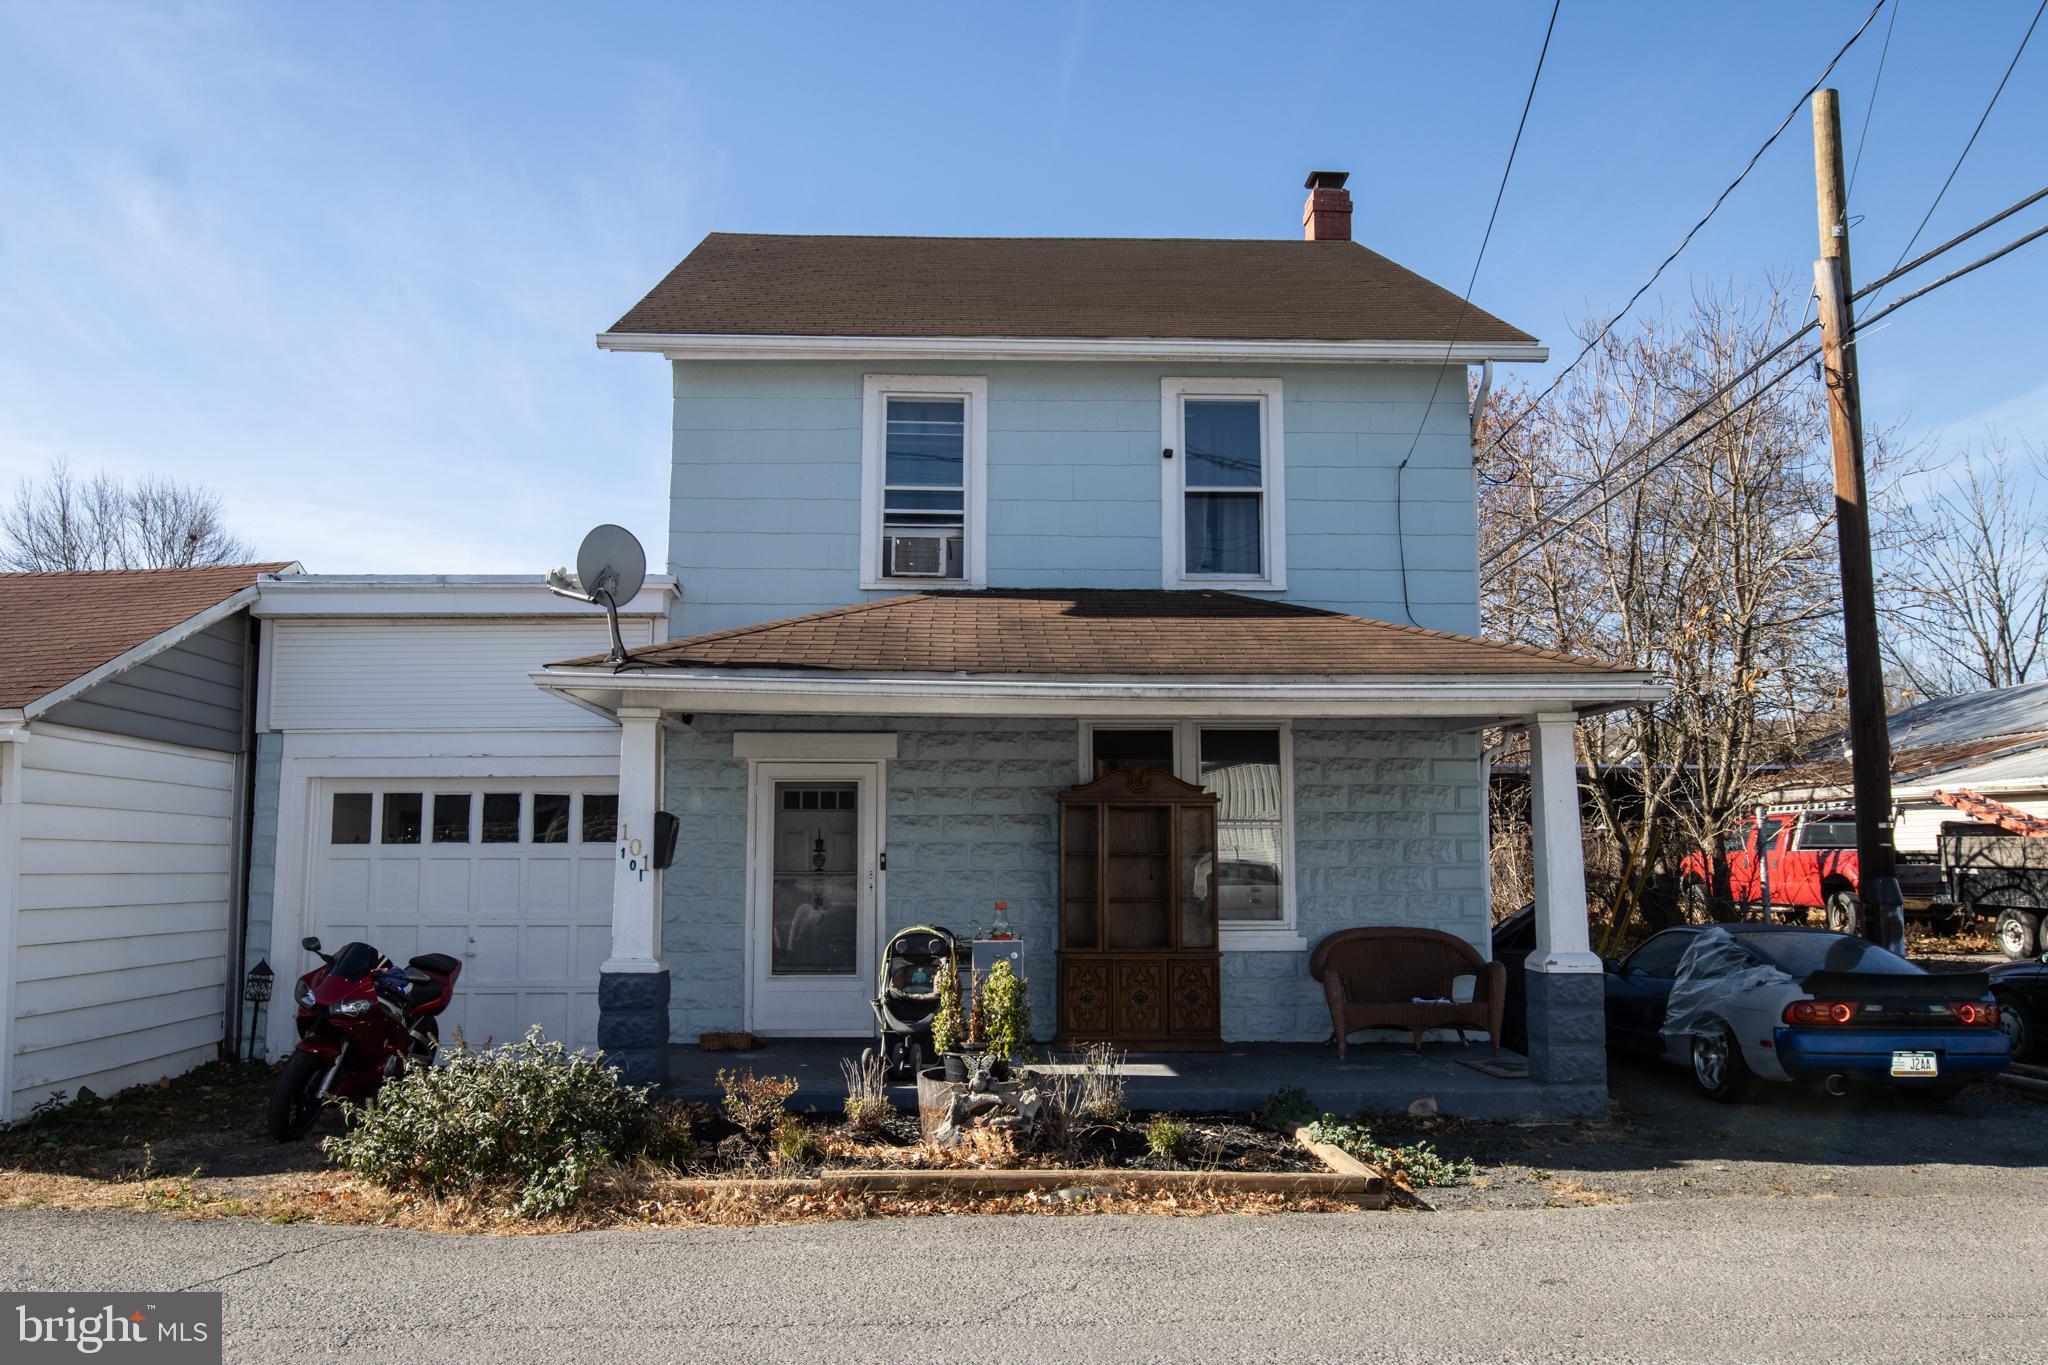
862 924 960 1082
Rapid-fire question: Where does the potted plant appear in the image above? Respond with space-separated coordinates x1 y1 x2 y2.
930 951 969 1082
980 959 1031 1081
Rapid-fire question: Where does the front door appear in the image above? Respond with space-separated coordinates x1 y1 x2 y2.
747 762 881 1035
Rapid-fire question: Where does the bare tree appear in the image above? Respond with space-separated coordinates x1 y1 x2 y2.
1479 285 1869 927
1 460 252 572
1884 435 2048 697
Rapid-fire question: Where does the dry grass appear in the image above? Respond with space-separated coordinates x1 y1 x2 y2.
0 1164 1369 1234
837 1054 892 1134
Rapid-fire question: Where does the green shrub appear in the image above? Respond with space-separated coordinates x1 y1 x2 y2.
321 1026 651 1218
717 1068 799 1139
1144 1115 1191 1162
1303 1115 1479 1188
930 956 964 1056
980 961 1032 1065
639 1102 701 1169
773 1117 820 1167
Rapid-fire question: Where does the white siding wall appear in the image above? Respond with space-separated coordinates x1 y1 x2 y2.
265 619 655 732
12 724 236 1113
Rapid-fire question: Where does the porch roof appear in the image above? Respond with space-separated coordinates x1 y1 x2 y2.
533 591 1665 721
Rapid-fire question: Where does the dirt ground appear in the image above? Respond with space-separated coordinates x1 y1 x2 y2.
1414 1053 2045 1212
3 1039 2040 1227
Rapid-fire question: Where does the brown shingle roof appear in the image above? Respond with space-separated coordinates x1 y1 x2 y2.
607 234 1537 345
556 590 1631 678
0 563 290 709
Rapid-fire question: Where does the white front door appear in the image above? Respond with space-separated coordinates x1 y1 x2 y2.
747 762 882 1035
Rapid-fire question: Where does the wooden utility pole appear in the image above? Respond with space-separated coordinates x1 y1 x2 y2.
1811 88 1903 952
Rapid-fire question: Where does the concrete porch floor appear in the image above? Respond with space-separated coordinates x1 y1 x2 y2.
665 1040 1606 1121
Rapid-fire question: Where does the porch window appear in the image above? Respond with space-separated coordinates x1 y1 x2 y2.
1087 721 1295 940
1162 377 1286 589
861 375 988 588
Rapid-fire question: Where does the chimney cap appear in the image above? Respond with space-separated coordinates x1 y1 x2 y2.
1304 169 1350 190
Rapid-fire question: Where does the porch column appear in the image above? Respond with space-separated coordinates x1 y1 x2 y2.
599 708 669 1086
1523 711 1605 1090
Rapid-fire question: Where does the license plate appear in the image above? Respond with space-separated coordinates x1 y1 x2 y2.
1891 1050 1939 1077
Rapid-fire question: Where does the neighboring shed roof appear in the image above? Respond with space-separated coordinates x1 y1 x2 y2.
1786 681 2048 790
605 234 1537 346
0 563 291 710
556 590 1633 679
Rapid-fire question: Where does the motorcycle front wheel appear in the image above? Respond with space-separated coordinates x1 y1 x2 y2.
266 1050 327 1142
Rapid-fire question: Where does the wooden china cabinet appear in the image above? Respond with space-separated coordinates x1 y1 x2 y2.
1055 767 1223 1050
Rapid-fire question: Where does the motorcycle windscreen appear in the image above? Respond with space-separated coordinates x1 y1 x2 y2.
328 941 380 980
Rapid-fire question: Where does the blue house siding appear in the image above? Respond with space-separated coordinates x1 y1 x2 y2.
668 360 1479 638
658 714 1487 1046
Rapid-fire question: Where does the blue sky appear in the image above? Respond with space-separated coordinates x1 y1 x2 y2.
1 1 2043 573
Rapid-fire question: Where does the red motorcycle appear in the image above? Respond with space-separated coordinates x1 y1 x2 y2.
266 936 461 1142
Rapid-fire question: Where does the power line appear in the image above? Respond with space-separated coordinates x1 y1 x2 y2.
1474 0 1890 469
1886 0 2046 273
1389 0 1560 624
1481 189 2048 579
1846 0 1900 201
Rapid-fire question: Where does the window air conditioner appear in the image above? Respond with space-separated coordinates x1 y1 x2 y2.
884 525 962 578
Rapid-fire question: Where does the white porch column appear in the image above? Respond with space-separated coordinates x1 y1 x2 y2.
1523 711 1606 1089
605 708 665 972
599 708 669 1085
1527 711 1599 974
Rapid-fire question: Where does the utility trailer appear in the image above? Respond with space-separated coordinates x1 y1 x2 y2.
1942 824 2048 959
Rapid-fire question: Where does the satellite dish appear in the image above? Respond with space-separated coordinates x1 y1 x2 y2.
576 524 647 608
545 524 648 669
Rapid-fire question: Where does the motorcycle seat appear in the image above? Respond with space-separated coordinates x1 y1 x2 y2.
409 952 461 976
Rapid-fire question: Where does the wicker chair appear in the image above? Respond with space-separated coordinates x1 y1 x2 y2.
1308 927 1507 1058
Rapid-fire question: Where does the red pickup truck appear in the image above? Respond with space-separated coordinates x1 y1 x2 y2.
1679 809 1945 932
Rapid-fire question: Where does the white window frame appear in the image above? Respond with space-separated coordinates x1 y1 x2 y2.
1076 719 1303 952
860 374 989 590
1160 376 1286 591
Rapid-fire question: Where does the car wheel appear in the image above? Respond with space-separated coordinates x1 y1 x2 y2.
1824 890 1860 936
1690 1022 1751 1103
1996 992 2034 1063
1995 908 2040 961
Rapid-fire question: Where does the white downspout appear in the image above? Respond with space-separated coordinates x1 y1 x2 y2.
1468 359 1495 445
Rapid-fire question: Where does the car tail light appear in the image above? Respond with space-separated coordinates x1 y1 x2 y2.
1784 999 1862 1026
1949 1001 2000 1027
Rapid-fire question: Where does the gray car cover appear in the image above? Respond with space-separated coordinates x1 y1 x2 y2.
1660 926 1794 1041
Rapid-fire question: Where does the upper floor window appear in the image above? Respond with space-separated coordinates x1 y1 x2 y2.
1161 377 1286 589
861 374 988 588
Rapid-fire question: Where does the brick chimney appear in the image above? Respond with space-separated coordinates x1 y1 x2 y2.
1302 170 1352 241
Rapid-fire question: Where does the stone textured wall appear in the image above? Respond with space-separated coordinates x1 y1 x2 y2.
661 716 1489 1045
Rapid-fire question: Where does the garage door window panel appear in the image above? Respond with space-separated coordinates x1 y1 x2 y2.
381 793 422 845
432 794 473 843
482 793 522 843
534 794 570 844
332 793 372 845
582 794 619 844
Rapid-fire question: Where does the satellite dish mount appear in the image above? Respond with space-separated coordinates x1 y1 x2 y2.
546 524 648 671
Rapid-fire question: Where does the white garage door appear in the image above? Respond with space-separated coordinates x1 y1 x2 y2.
311 779 616 1051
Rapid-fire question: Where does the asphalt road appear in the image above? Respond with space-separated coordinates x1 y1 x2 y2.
3 1189 2043 1364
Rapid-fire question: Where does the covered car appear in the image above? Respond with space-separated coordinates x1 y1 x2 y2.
1605 924 2008 1102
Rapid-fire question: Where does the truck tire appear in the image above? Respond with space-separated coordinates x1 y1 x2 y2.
1995 908 2040 961
1825 889 1860 937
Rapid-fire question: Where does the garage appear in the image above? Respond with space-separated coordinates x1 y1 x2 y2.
310 780 617 1051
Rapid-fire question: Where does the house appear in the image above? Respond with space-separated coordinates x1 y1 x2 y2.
516 171 1664 1107
0 563 290 1118
1770 681 2048 851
